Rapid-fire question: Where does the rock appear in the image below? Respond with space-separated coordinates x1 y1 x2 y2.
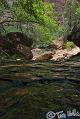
51 47 80 61
66 47 80 58
32 48 45 60
6 32 33 47
67 24 80 47
0 33 33 59
0 35 6 48
49 36 66 50
17 44 33 60
0 35 10 49
0 35 16 53
51 49 68 61
34 52 53 61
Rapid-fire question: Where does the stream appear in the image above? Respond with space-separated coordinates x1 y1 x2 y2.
0 56 80 119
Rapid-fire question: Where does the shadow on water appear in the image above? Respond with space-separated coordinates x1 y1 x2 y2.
0 57 80 119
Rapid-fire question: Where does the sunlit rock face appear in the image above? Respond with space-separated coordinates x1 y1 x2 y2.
0 0 14 21
44 0 66 11
44 0 80 14
44 0 80 24
44 0 66 24
5 0 13 6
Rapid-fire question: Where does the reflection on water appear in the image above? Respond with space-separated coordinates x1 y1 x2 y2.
0 57 80 119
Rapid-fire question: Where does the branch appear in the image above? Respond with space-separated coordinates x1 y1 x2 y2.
0 19 45 26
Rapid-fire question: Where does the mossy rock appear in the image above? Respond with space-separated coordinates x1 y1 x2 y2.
65 41 76 49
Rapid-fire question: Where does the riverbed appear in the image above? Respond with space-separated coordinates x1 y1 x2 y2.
0 56 80 119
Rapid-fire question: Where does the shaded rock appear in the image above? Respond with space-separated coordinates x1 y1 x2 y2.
6 32 33 47
0 35 16 53
17 44 33 60
0 35 7 48
0 33 33 59
67 24 80 47
33 52 53 61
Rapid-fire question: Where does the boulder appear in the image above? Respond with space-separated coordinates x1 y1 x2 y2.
17 44 33 60
66 47 80 58
0 35 16 53
0 35 6 48
0 33 33 59
6 32 33 47
34 52 53 61
51 47 80 61
32 48 45 59
51 49 68 61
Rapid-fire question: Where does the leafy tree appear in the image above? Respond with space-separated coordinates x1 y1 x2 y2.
0 0 64 47
12 0 64 46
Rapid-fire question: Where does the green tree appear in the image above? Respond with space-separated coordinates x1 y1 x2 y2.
12 0 64 46
0 0 64 47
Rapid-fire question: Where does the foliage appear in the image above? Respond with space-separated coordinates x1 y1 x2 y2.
12 0 64 47
12 0 54 24
0 0 64 47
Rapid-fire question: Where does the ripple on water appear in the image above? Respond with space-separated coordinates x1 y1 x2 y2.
0 60 80 119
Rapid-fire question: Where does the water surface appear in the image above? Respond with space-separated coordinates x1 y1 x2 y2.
0 57 80 119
